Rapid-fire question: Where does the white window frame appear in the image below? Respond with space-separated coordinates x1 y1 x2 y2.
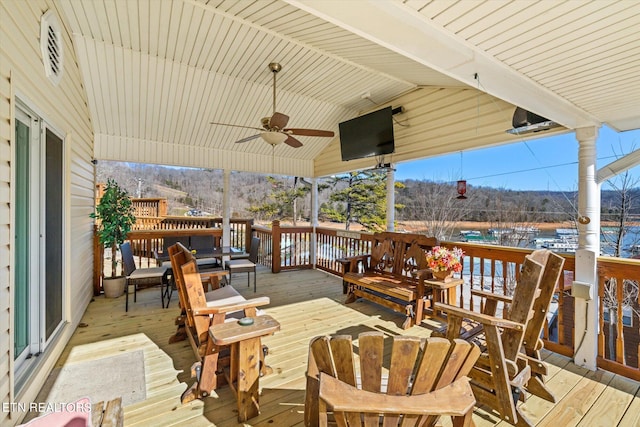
13 99 67 385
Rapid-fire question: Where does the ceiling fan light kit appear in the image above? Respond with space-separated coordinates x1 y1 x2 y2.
210 63 334 148
261 131 288 146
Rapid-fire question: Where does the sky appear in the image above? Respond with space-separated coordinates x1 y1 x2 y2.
394 126 640 192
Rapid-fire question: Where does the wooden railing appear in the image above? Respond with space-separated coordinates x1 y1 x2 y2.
596 257 640 380
253 225 274 268
93 218 253 294
440 241 576 358
126 228 223 262
315 227 374 275
131 197 167 217
130 217 253 251
268 221 313 272
95 219 640 380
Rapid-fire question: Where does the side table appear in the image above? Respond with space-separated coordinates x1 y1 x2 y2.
209 315 280 421
423 277 464 318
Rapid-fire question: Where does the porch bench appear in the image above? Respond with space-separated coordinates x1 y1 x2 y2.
340 232 438 329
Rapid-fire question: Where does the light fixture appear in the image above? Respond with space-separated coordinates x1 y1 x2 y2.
260 131 287 146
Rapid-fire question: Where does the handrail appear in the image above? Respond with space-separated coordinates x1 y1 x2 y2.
596 256 640 380
95 221 640 380
440 240 576 357
126 228 223 267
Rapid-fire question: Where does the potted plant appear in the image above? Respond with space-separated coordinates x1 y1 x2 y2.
91 179 136 297
425 246 464 282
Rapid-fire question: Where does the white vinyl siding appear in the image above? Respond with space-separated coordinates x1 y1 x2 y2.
313 87 568 177
0 1 94 424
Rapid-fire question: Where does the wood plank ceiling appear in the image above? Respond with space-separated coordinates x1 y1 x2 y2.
57 0 640 177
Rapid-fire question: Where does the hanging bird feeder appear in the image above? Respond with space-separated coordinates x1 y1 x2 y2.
457 180 467 199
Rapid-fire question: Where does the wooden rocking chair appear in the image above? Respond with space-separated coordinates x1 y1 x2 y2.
434 249 564 427
167 242 271 403
167 242 230 345
178 259 272 403
304 332 480 427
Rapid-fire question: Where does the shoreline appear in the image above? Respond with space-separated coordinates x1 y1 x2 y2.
267 220 634 233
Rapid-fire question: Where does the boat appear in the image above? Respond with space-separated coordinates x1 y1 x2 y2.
458 230 497 244
540 237 578 253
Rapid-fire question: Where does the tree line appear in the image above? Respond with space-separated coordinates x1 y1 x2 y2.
97 160 639 239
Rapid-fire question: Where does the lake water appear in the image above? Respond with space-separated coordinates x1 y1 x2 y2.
453 225 640 258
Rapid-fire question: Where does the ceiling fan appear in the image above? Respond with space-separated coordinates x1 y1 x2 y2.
210 63 335 148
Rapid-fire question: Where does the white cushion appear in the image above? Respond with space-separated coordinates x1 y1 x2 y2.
225 260 255 269
205 285 245 307
128 266 167 279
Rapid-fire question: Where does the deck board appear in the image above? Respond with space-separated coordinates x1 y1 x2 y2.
45 266 639 426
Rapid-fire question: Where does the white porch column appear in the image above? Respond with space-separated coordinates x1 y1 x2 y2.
310 178 318 267
386 166 395 232
222 169 231 248
574 126 600 371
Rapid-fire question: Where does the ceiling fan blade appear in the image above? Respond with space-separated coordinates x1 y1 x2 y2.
210 121 263 131
235 134 261 144
269 112 289 130
284 128 335 137
284 135 303 148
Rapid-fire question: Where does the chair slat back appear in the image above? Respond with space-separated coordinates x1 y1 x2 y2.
368 233 437 278
168 243 195 321
306 332 479 427
500 255 544 361
249 236 260 263
506 256 544 324
523 250 565 357
120 242 137 276
180 259 210 344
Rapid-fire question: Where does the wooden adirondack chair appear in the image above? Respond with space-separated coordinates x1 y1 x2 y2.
516 250 565 403
178 259 273 403
304 332 481 427
434 249 563 427
167 242 271 403
167 242 231 344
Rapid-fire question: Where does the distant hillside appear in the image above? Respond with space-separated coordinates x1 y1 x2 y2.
96 161 639 223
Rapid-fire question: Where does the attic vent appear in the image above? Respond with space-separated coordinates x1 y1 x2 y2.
40 10 64 86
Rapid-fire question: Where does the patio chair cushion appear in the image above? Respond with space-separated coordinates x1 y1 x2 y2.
128 266 168 280
204 285 245 308
225 259 255 269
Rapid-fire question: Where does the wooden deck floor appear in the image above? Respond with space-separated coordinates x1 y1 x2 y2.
51 266 640 427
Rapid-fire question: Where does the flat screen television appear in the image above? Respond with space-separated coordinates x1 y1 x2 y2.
339 106 394 161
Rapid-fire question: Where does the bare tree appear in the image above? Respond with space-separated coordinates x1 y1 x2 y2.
409 181 473 240
601 169 640 256
599 145 640 362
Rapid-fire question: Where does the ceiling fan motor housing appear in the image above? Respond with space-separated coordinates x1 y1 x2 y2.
269 62 282 73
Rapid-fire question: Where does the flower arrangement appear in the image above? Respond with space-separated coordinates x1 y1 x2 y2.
425 246 464 273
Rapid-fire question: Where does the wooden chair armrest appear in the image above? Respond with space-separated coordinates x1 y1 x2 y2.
470 289 513 304
336 254 370 274
336 254 370 264
192 296 270 316
319 373 475 417
433 302 525 330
